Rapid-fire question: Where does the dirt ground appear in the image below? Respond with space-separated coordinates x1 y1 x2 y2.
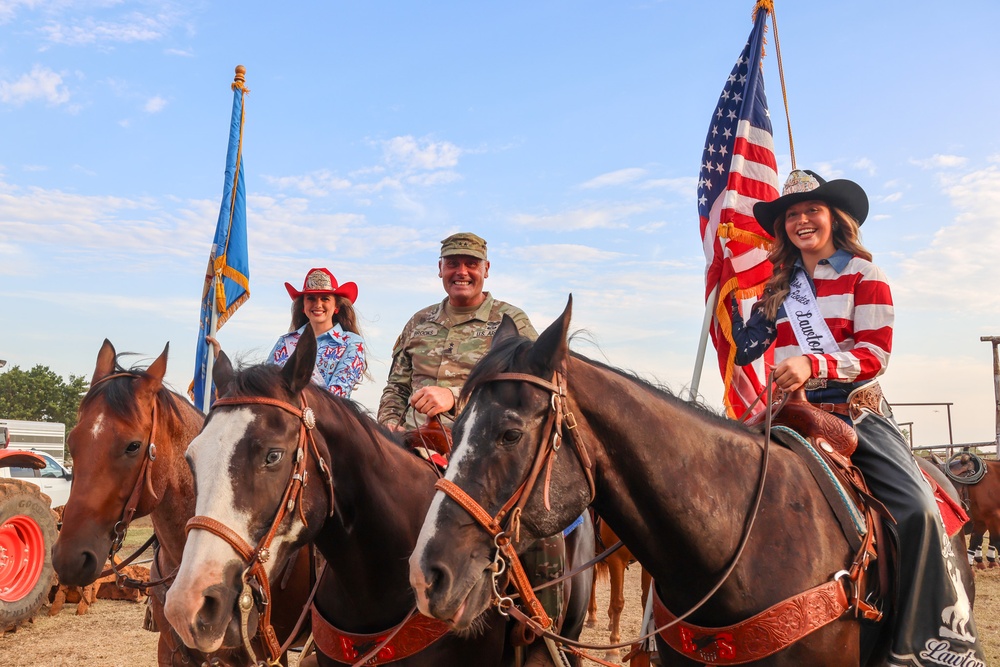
2 561 998 666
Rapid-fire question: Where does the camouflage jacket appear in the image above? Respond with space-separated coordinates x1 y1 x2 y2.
377 293 537 429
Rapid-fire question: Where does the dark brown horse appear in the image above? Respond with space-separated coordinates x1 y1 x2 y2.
53 340 312 666
410 299 976 666
163 329 578 666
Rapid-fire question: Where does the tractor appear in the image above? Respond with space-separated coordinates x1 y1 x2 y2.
0 448 58 634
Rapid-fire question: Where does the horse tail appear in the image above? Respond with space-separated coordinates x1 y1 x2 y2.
593 559 610 585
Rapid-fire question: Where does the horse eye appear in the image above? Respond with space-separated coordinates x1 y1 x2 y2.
501 429 522 446
125 441 142 455
264 450 283 466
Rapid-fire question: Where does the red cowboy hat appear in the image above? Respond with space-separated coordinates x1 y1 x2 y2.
284 267 358 304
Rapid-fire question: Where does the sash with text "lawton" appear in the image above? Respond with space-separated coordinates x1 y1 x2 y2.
783 269 839 355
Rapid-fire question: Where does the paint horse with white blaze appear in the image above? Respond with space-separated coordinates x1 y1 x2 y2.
165 329 520 666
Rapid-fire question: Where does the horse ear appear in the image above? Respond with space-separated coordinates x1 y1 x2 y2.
492 315 520 349
213 350 235 397
528 295 572 376
283 327 318 395
92 339 117 385
145 343 168 389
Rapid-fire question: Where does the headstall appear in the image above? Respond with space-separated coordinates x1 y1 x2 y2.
90 372 169 590
186 393 334 667
434 365 596 631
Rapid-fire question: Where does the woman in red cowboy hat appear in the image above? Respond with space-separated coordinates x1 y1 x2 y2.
731 170 984 666
268 267 366 398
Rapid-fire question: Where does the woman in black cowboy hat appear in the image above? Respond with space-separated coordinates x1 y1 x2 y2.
268 267 367 398
732 170 984 666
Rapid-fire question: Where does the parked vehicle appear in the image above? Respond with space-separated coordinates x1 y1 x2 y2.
0 420 66 465
0 449 73 508
0 449 58 633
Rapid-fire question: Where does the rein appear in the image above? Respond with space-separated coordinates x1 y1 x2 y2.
186 393 335 667
435 369 857 660
90 372 173 590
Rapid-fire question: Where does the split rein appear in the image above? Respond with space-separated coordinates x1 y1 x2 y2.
185 394 335 667
433 368 782 658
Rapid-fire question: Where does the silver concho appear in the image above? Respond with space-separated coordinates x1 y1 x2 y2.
258 546 271 563
301 407 316 430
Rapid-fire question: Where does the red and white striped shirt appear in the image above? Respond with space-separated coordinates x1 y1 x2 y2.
772 250 893 383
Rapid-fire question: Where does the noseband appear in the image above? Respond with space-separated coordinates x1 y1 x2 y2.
186 393 334 666
434 367 596 629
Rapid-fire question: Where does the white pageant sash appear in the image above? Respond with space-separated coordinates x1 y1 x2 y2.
783 270 839 355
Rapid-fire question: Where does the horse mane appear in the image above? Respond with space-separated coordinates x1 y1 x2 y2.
225 363 408 460
81 355 187 423
461 332 750 436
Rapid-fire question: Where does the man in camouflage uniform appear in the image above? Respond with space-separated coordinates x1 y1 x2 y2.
378 232 536 430
378 233 566 651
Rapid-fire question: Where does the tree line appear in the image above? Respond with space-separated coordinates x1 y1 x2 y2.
0 365 88 430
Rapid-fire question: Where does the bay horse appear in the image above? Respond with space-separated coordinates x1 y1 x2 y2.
52 340 312 666
162 328 594 666
409 299 976 666
947 454 1000 570
586 517 650 663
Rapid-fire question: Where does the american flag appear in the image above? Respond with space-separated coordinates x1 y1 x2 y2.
697 6 779 418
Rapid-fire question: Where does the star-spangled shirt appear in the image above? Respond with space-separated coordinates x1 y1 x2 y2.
268 323 365 398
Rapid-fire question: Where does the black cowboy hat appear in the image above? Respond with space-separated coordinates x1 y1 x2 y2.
753 170 869 235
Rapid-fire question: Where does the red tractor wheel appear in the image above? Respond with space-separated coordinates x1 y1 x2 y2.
0 480 57 633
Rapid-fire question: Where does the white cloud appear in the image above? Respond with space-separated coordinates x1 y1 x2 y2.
508 244 626 264
637 176 697 196
262 170 353 197
405 170 461 187
143 95 167 113
0 0 42 25
0 65 70 106
164 48 194 57
910 154 968 170
879 192 902 203
511 202 658 231
894 164 1000 312
579 168 646 189
39 13 173 46
853 157 877 175
382 135 462 171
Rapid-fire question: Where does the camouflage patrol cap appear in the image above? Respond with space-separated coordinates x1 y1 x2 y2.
440 232 487 260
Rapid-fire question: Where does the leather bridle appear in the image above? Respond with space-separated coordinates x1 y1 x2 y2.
434 366 596 630
89 372 169 589
185 393 334 667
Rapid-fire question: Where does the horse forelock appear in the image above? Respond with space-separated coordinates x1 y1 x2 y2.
227 362 404 464
80 360 186 428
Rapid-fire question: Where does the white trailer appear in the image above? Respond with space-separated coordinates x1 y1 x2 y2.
0 419 66 465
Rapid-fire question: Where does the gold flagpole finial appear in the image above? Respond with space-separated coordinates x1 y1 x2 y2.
232 65 248 93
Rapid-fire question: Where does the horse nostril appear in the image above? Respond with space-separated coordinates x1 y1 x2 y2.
427 565 448 595
196 591 223 634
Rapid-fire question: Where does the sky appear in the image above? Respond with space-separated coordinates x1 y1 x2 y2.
1 1 999 450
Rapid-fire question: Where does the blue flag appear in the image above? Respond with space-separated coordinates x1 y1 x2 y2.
191 66 250 410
